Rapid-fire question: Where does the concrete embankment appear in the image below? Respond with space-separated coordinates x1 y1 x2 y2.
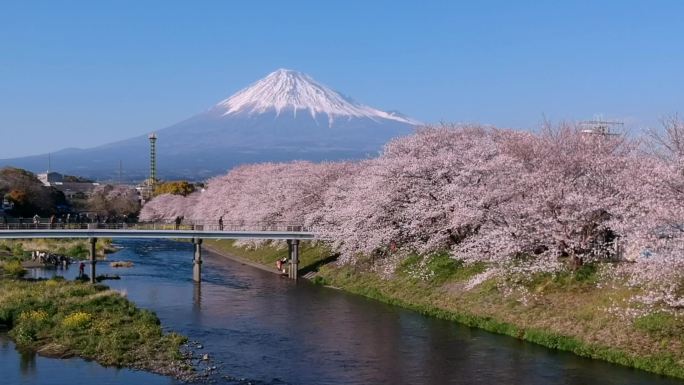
202 243 282 275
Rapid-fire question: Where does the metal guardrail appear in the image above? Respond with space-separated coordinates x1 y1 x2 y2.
0 223 311 233
0 222 311 233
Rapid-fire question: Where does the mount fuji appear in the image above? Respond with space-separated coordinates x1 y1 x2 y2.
2 69 420 180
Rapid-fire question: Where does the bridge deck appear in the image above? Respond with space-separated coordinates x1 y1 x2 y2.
0 223 316 240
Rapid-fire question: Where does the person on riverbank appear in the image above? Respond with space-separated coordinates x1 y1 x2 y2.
79 262 85 278
175 216 182 230
276 257 288 274
33 214 40 228
218 215 224 231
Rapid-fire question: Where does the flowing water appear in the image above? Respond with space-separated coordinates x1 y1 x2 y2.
1 239 682 385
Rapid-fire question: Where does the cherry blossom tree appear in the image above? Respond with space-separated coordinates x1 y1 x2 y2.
139 193 198 222
135 121 684 309
611 117 684 309
315 125 529 267
189 161 354 228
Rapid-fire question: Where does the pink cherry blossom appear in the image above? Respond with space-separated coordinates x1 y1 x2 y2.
138 121 684 310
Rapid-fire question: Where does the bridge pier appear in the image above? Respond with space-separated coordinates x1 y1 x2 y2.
287 239 300 280
193 238 202 283
89 237 97 284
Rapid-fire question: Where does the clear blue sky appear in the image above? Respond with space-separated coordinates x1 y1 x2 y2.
2 0 683 158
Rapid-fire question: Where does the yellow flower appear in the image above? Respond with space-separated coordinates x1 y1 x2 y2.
18 310 49 323
61 311 92 329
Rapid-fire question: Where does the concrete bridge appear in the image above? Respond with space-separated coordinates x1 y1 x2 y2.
0 222 315 283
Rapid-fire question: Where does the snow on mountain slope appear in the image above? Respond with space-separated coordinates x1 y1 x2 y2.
215 69 420 126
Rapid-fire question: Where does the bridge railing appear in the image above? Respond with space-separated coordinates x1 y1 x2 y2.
0 220 312 233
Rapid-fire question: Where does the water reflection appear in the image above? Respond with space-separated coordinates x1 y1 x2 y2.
20 348 37 375
193 282 202 310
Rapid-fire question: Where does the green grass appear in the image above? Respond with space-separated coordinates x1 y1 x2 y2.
204 239 331 271
0 260 27 279
213 240 684 380
0 239 116 262
0 278 190 375
634 312 684 339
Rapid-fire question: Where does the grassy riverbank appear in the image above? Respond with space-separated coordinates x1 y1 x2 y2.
0 239 117 261
0 272 193 379
205 239 684 380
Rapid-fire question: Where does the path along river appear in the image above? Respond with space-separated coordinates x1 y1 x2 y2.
1 239 682 385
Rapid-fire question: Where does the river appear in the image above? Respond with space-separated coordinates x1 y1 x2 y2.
1 239 681 385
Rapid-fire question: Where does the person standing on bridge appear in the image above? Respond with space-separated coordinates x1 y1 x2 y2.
175 216 182 230
33 214 40 229
218 215 224 231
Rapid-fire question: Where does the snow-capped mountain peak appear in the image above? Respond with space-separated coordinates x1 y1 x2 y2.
215 69 419 126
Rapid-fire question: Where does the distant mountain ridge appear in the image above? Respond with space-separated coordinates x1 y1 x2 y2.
1 69 419 180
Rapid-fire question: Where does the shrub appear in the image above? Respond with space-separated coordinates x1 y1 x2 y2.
311 275 329 285
399 253 483 284
634 312 684 339
2 260 26 279
573 263 599 283
425 253 461 284
12 310 51 345
61 311 92 330
11 243 25 259
12 324 38 344
18 310 49 324
67 244 89 259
